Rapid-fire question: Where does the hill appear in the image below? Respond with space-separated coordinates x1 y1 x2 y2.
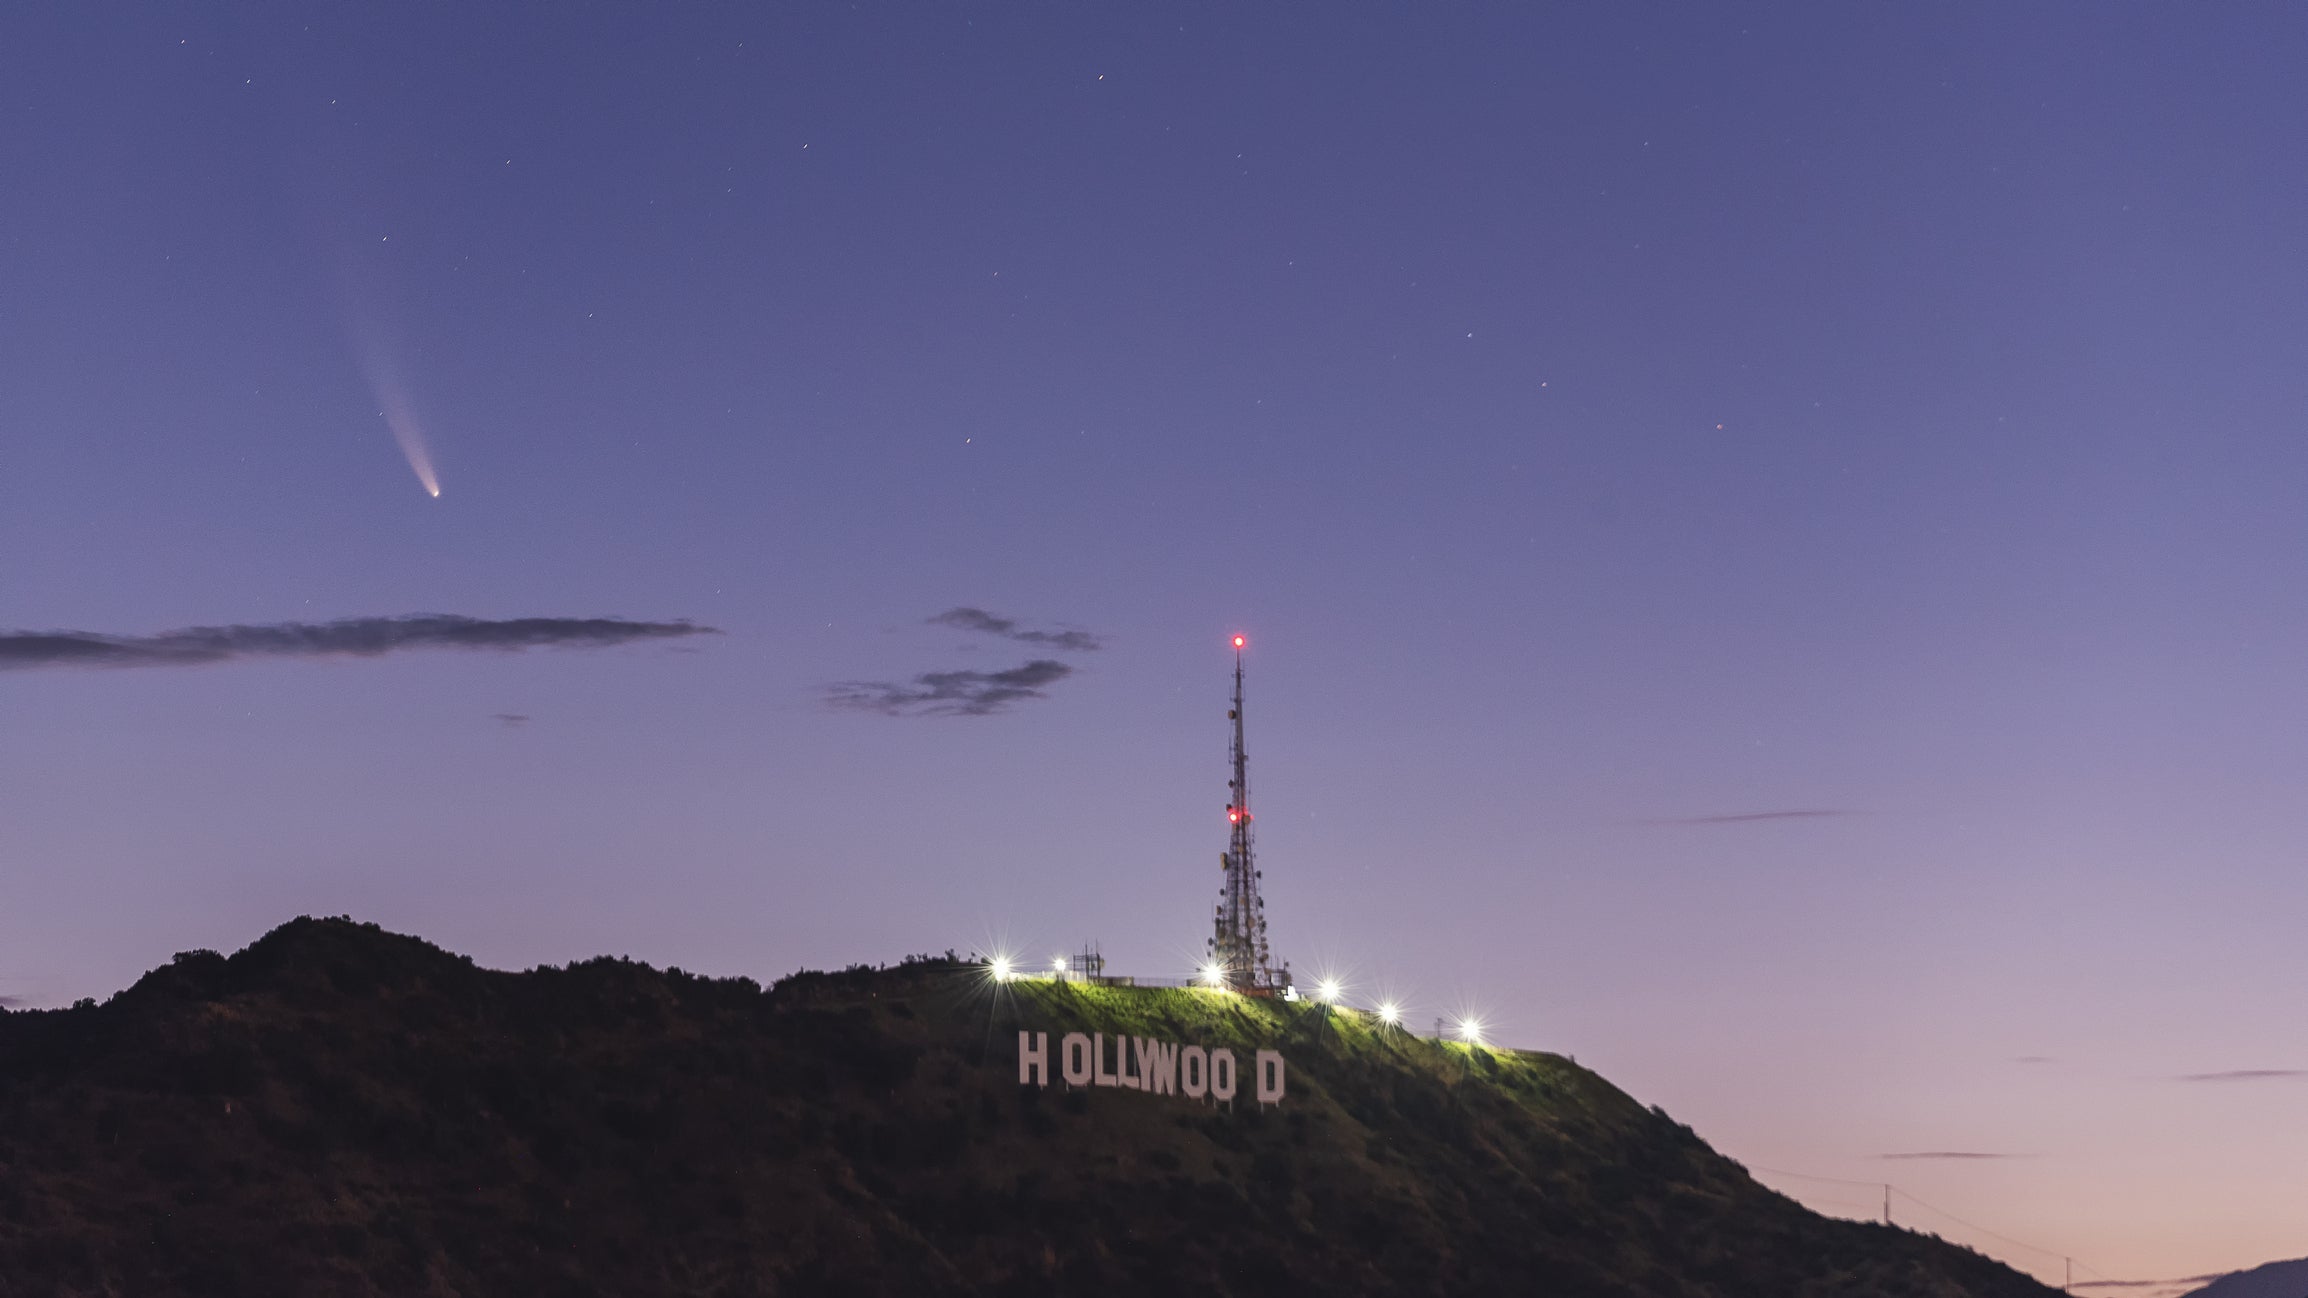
0 918 2059 1297
2184 1259 2308 1298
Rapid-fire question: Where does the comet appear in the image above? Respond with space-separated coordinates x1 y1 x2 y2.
375 382 440 498
339 290 442 499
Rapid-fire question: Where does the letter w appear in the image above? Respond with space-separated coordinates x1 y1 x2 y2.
1142 1038 1178 1096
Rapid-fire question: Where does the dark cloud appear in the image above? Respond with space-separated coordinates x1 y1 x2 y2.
0 615 718 672
1877 1151 2017 1161
828 608 1097 716
0 995 21 1010
493 713 532 727
928 607 1103 653
1649 809 1848 826
2177 1069 2308 1083
826 659 1074 717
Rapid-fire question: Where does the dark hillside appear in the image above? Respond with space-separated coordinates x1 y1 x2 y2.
2182 1258 2308 1298
0 919 2057 1297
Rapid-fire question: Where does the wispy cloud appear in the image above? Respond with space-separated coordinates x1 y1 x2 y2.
493 713 532 727
928 607 1103 653
0 615 719 672
826 659 1074 717
0 995 22 1010
1648 809 1848 826
2177 1069 2308 1083
826 608 1101 717
1877 1151 2017 1161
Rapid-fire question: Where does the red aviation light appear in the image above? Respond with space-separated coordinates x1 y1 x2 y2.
1232 635 1245 649
1228 808 1241 823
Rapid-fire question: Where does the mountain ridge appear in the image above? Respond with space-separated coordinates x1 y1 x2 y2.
2182 1257 2308 1298
0 917 2060 1297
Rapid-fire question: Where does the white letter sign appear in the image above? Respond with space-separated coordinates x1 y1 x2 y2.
1255 1049 1285 1105
1013 1027 1281 1109
1138 1037 1175 1096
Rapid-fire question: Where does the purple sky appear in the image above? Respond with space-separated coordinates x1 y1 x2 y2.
4 5 2305 1287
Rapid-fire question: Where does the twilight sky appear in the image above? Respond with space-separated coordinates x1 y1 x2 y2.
4 5 2305 1287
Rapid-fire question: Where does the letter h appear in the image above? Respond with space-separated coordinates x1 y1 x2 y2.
1018 1031 1049 1087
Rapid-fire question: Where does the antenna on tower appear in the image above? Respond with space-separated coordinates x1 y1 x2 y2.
1208 634 1288 994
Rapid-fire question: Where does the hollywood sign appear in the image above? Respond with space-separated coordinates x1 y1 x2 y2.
1017 1031 1286 1105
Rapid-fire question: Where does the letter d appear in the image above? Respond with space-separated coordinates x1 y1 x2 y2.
1255 1049 1285 1105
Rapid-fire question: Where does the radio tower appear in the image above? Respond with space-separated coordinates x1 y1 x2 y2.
1209 635 1286 993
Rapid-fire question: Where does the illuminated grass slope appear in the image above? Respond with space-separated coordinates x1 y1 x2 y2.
0 919 2056 1297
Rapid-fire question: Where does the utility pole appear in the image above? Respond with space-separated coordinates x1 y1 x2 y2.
1209 635 1284 992
2064 1257 2071 1294
1883 1185 1891 1226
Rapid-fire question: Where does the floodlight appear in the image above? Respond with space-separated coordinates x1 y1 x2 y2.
989 955 1012 982
1053 956 1067 973
1199 962 1228 988
1376 1001 1401 1026
1453 1015 1486 1046
1315 978 1341 1004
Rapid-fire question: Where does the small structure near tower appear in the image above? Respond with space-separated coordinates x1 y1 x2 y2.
1208 635 1290 994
